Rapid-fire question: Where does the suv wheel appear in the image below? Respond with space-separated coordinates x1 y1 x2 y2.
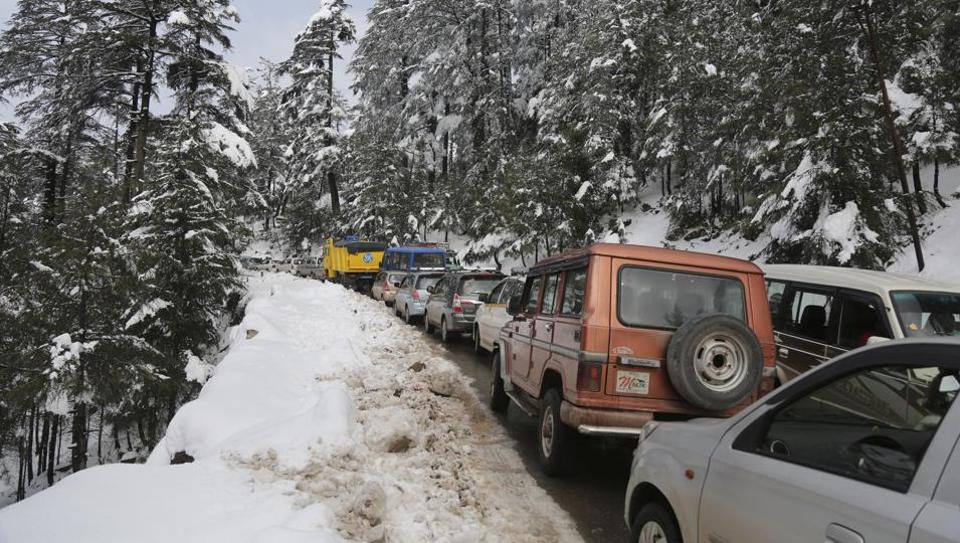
424 313 435 334
440 317 451 343
489 351 509 413
631 503 682 543
538 388 573 476
666 314 763 411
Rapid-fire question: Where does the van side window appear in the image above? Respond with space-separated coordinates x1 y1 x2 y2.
785 286 834 342
767 280 787 327
541 274 561 314
560 269 587 316
524 276 542 314
837 296 887 348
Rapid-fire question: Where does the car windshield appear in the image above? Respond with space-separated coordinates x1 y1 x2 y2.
413 253 445 268
461 276 503 298
415 275 443 289
892 291 960 337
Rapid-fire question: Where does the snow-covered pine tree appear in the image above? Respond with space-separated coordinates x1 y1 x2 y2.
279 1 355 245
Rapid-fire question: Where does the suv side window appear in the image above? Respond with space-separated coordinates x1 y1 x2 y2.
541 273 561 314
524 276 543 314
784 285 835 342
837 294 888 349
560 269 587 316
750 364 958 493
766 280 788 327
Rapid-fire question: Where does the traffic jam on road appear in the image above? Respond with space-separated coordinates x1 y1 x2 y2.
247 238 960 543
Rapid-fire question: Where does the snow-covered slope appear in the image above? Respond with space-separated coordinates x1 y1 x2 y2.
0 274 582 543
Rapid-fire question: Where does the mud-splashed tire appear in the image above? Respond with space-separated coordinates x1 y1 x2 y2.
490 351 509 413
538 388 574 476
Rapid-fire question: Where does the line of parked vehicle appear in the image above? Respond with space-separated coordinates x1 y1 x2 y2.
248 239 960 543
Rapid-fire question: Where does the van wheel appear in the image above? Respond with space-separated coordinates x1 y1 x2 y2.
666 314 763 411
440 318 451 343
490 351 509 413
424 314 435 334
538 388 573 476
473 325 483 353
631 503 682 543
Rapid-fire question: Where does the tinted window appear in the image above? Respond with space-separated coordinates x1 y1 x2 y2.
416 275 443 290
560 269 587 316
767 280 787 327
757 365 958 492
837 296 887 349
525 276 542 313
541 273 561 314
413 252 445 269
501 279 523 304
892 291 960 338
784 286 834 342
461 276 503 299
619 267 746 328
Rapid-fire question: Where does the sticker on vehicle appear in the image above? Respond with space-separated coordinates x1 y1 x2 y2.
363 253 373 264
615 370 650 395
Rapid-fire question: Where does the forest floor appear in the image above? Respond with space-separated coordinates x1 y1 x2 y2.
0 274 583 543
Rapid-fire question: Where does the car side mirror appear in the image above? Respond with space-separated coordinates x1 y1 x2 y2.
507 294 522 316
478 293 489 303
867 336 891 345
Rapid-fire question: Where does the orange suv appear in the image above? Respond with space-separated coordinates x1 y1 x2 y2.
490 244 776 474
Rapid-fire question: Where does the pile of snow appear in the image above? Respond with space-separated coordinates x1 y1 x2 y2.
0 274 582 543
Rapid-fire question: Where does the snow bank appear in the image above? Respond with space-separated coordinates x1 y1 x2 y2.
0 274 582 543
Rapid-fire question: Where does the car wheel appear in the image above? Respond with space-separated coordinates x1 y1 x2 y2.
666 314 763 411
631 502 682 543
404 306 413 325
489 351 509 413
538 388 573 476
424 313 435 334
473 325 483 354
440 317 451 343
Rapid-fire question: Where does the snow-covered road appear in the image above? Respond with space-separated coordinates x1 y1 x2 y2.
0 274 583 543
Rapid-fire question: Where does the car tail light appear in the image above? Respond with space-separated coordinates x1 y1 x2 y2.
452 294 463 313
412 290 420 301
577 363 602 392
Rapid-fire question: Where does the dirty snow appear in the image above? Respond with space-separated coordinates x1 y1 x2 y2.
0 274 582 543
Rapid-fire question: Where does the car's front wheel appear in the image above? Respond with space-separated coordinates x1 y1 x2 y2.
424 312 435 334
631 503 682 543
473 325 483 353
440 317 451 343
489 351 509 413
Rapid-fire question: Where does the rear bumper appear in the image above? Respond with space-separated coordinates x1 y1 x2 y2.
559 401 652 437
447 314 475 331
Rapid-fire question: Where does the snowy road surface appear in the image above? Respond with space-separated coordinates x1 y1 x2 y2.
0 274 583 543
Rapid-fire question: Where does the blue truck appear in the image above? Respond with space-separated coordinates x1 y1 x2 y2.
380 244 454 272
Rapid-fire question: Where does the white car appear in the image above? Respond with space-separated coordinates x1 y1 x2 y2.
372 271 408 306
472 276 524 353
295 257 323 278
625 338 960 543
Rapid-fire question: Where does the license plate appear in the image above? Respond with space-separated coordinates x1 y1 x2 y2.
616 370 650 395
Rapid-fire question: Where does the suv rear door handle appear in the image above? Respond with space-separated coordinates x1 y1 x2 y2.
826 524 864 543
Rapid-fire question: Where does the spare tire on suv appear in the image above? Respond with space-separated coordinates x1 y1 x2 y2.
666 314 763 411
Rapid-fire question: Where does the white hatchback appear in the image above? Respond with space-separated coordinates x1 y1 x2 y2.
472 276 524 354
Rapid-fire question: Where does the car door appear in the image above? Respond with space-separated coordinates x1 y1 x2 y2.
426 276 448 325
911 394 960 543
509 275 542 390
832 290 893 355
477 280 506 348
530 272 561 389
774 282 837 381
699 354 960 543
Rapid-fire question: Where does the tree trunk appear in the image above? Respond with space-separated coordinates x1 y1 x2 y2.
122 60 143 203
42 158 59 224
933 158 948 208
862 11 924 271
912 161 927 214
17 435 25 501
38 413 50 477
70 401 88 472
131 15 159 191
26 406 35 483
47 415 58 486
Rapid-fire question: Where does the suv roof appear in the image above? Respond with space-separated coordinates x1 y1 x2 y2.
533 243 762 274
761 264 960 294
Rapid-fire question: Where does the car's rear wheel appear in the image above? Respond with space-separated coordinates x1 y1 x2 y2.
489 351 509 413
473 325 483 353
666 314 763 411
538 388 573 476
440 317 451 343
631 503 681 543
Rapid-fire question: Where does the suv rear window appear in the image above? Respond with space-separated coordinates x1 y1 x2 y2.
619 267 746 329
413 253 445 268
460 275 503 299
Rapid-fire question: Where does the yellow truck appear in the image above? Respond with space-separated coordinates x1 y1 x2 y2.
322 237 388 292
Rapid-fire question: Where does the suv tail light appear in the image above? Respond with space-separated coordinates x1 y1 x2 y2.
577 362 602 392
452 294 463 313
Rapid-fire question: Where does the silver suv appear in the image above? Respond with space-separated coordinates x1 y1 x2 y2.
625 338 960 543
423 271 505 343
